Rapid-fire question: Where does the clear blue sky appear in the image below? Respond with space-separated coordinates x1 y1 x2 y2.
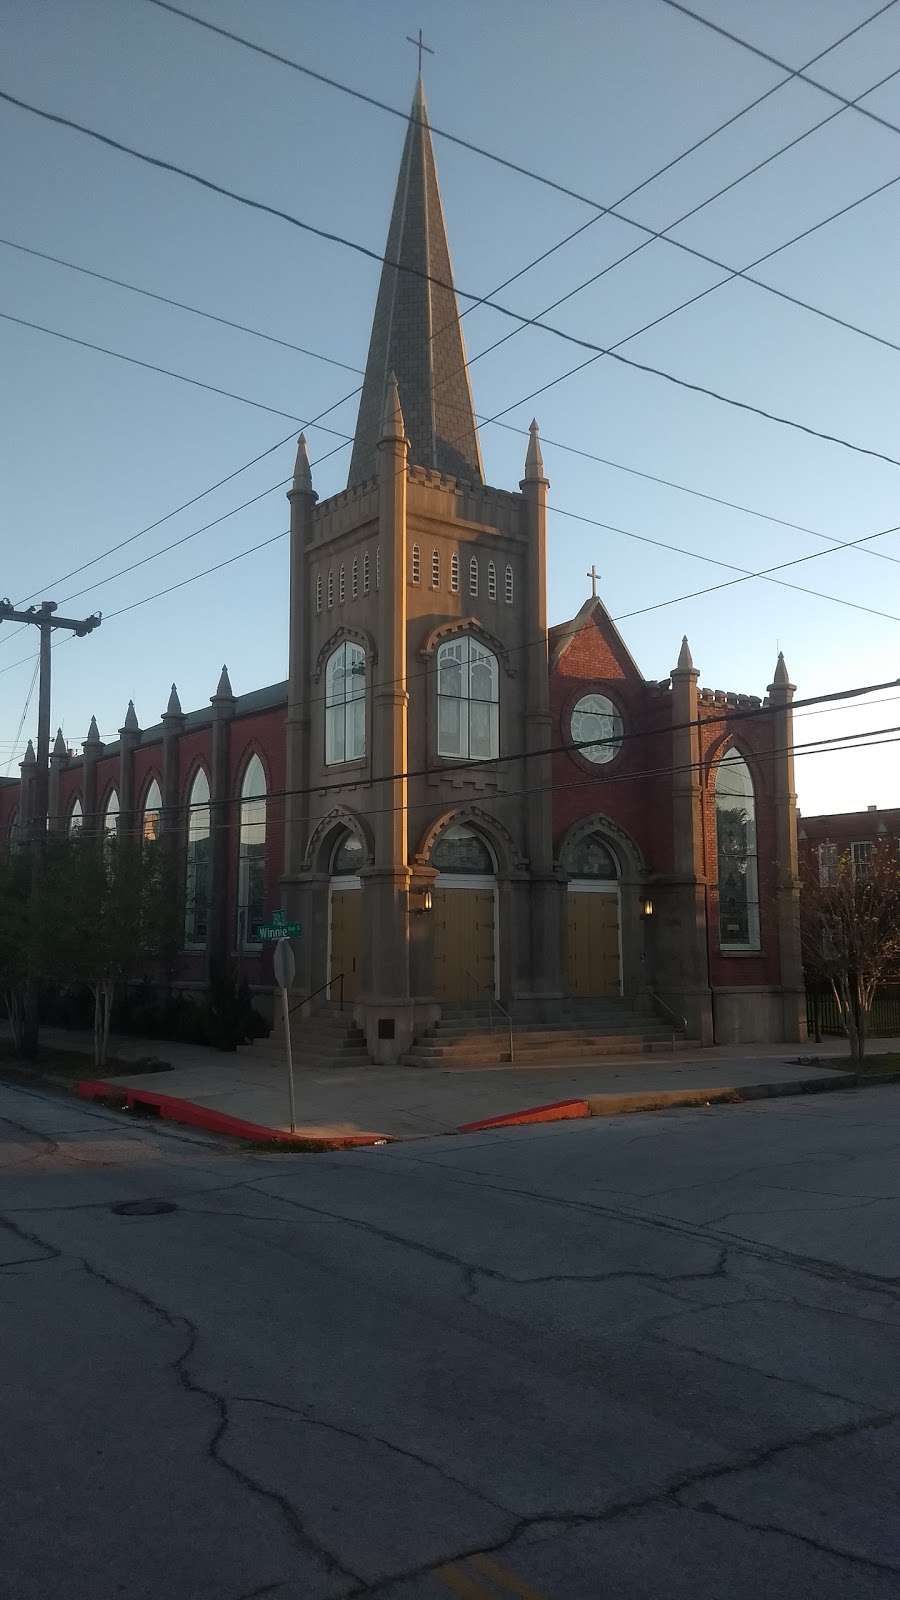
3 0 899 816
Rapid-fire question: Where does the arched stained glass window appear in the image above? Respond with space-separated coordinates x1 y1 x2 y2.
103 789 119 840
325 641 366 765
331 829 364 877
185 768 210 947
432 823 494 876
142 779 162 843
560 830 618 879
716 749 760 950
67 797 83 838
436 636 499 760
237 755 266 948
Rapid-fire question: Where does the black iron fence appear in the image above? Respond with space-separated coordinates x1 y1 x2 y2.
805 983 900 1040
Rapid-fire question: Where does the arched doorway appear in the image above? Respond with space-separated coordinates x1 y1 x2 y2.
562 830 621 997
431 823 496 1001
328 829 364 1000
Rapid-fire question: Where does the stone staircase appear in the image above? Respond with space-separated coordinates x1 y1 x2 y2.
251 1003 369 1070
403 998 694 1068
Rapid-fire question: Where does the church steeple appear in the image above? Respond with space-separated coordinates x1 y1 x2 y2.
347 77 484 489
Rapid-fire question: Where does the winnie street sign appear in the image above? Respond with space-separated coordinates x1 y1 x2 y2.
257 920 301 941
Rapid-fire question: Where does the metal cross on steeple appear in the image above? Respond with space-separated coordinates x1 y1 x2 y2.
587 564 601 599
406 27 434 75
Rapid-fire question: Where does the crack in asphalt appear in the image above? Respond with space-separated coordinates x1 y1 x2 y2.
682 1495 900 1578
76 1255 362 1588
231 1395 516 1520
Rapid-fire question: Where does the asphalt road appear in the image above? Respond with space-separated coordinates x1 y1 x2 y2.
1 1076 898 1600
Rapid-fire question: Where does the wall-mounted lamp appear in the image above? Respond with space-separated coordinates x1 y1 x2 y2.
411 888 433 915
639 895 654 920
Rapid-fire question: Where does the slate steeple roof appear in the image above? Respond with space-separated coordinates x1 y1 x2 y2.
347 77 484 489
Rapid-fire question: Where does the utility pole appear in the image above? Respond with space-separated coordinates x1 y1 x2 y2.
0 599 101 1055
0 601 101 839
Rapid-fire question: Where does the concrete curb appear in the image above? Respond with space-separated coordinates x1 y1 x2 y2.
75 1080 391 1149
456 1068 900 1132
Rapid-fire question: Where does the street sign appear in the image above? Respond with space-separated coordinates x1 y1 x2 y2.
257 921 301 941
273 937 296 991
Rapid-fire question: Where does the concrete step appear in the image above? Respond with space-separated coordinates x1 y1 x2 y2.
402 1037 698 1067
426 1022 674 1041
410 1034 685 1062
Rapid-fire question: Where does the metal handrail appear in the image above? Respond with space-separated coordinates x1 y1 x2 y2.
648 989 687 1053
289 971 345 1017
464 969 514 1063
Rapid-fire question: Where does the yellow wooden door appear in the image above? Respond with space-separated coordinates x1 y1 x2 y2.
330 888 362 1000
432 888 494 1001
566 891 620 997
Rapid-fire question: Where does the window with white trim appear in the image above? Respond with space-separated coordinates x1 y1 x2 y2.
851 840 873 880
184 768 210 947
469 556 478 597
237 755 266 948
487 561 497 601
450 552 460 593
325 641 367 764
504 563 514 605
411 544 421 585
818 842 838 887
716 750 760 951
436 636 499 760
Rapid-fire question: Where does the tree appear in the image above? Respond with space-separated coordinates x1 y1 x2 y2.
0 848 33 1054
37 832 178 1069
801 837 900 1063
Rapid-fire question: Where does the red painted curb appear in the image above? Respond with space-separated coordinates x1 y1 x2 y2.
458 1098 591 1133
75 1080 389 1148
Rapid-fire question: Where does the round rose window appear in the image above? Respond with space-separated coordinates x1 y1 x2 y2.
570 694 623 765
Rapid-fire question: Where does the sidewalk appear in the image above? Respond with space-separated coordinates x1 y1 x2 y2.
32 1025 900 1143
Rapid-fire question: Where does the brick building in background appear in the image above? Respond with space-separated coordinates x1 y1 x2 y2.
0 79 807 1057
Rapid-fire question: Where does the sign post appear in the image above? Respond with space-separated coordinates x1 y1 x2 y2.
272 937 297 1133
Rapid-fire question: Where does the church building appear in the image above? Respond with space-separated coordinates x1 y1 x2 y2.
0 79 807 1059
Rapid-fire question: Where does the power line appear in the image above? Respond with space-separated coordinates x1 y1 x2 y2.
659 0 900 145
3 660 39 776
35 716 900 837
0 235 365 376
0 308 357 437
5 87 900 473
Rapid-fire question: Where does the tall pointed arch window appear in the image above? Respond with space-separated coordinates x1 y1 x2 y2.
237 755 266 948
351 557 359 599
339 564 346 604
450 552 460 593
431 549 440 588
469 556 479 597
103 789 119 843
184 769 210 947
325 641 367 765
142 779 162 843
363 550 371 593
716 749 760 951
67 797 83 838
505 564 514 605
487 561 497 601
327 569 334 609
437 636 499 760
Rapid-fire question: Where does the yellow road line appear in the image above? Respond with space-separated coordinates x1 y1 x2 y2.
471 1552 550 1599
